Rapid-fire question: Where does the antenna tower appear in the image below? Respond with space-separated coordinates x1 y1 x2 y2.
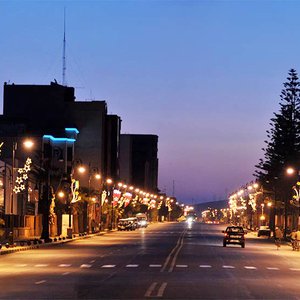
62 8 66 86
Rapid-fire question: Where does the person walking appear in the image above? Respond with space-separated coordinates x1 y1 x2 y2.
295 228 300 251
290 229 297 250
275 227 283 250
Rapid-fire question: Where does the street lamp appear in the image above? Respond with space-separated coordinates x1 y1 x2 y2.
9 138 34 246
75 163 101 233
105 178 114 230
286 166 300 236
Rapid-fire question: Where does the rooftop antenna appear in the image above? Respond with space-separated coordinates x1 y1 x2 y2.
62 7 66 86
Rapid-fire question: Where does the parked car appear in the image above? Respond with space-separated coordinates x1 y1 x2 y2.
117 218 138 231
257 226 271 237
222 226 246 248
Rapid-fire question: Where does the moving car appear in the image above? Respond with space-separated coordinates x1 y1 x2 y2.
257 226 271 237
222 226 246 248
136 213 148 228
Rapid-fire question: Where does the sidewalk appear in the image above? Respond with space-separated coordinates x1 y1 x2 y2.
0 230 114 256
248 229 298 252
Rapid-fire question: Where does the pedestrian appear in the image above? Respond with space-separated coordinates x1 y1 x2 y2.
275 227 283 250
295 228 300 251
290 229 297 250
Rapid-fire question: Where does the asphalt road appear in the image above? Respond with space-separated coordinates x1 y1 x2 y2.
1 222 300 299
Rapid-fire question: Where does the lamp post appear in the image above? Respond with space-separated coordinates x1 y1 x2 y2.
106 178 113 230
287 167 300 233
66 159 84 238
76 163 101 233
9 139 34 245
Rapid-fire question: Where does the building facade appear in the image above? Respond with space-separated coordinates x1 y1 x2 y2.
0 81 121 240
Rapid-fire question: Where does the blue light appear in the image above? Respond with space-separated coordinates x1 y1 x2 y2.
65 128 79 134
43 135 76 143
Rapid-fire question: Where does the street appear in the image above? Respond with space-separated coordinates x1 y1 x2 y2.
1 222 300 299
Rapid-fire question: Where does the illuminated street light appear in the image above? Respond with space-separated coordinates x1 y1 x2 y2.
78 166 86 174
95 174 101 180
286 167 295 175
58 191 65 198
23 139 34 149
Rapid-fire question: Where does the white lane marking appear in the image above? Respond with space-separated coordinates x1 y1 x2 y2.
223 265 235 269
145 282 157 297
157 282 167 297
89 260 95 263
199 265 212 268
80 264 92 268
290 268 300 271
244 266 257 270
16 264 27 267
176 264 188 268
35 264 48 267
126 264 139 268
35 280 46 285
161 229 186 273
101 265 116 268
149 264 162 267
168 230 186 272
267 267 279 270
59 264 71 267
62 272 70 276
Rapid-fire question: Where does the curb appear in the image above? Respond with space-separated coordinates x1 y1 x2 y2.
0 245 39 255
0 231 109 256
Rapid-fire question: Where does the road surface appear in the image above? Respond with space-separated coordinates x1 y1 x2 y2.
0 222 300 299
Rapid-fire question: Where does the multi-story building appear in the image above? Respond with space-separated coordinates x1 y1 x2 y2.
119 134 159 193
0 81 121 240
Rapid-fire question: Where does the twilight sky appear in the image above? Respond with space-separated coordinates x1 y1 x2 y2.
1 0 300 203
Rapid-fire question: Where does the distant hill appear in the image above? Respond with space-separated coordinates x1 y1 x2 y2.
193 200 228 215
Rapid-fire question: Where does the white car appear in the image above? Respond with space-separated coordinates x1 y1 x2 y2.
258 226 271 237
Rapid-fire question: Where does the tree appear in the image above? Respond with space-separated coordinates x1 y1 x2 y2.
255 69 300 235
255 69 300 187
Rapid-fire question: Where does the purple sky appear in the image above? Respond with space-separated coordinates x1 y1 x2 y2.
1 0 300 203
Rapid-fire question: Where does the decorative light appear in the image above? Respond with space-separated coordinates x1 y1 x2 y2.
291 182 300 207
71 179 81 203
14 157 32 194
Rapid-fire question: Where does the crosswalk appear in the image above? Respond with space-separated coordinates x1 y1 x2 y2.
4 263 300 272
